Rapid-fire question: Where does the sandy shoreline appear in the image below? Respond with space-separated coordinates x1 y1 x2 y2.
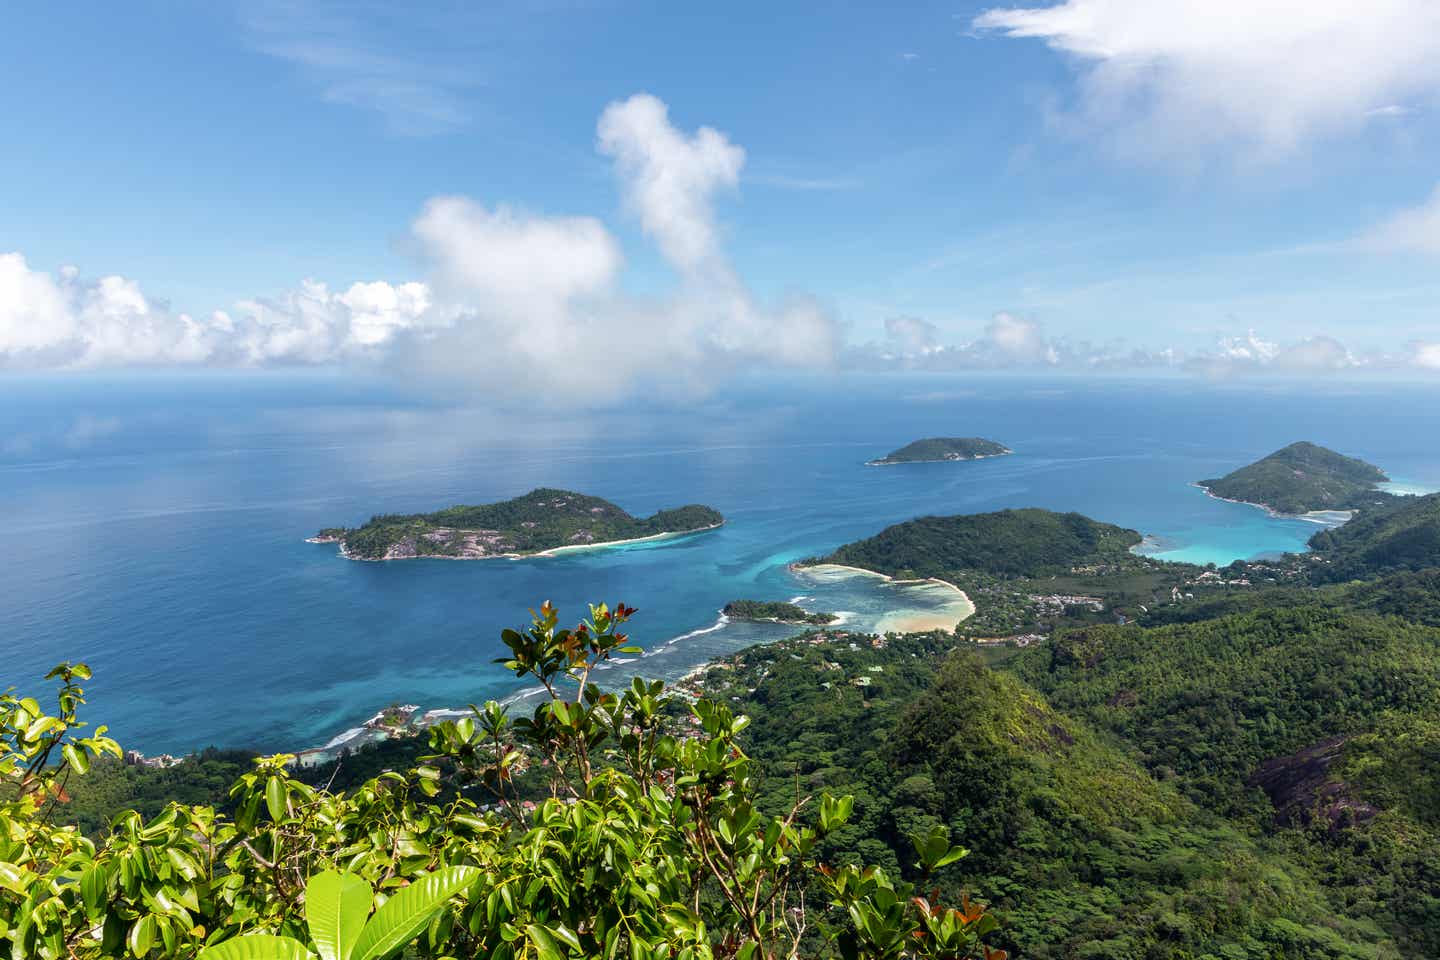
865 450 1012 467
312 521 724 562
795 563 976 633
1191 483 1355 525
529 522 724 557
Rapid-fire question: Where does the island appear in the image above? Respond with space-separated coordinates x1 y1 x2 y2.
798 507 1173 641
722 599 838 625
1197 442 1391 516
809 507 1143 579
867 436 1011 465
312 488 724 560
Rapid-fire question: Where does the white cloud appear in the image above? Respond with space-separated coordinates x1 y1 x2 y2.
0 94 841 405
1198 331 1359 374
974 0 1440 160
1358 183 1440 256
985 312 1060 365
0 251 438 370
883 316 941 356
853 312 1081 370
597 94 745 274
851 313 1434 377
0 254 210 368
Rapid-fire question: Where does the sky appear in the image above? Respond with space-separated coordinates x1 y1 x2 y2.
4 0 1440 397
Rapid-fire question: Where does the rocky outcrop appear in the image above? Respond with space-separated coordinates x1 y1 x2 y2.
1248 736 1379 831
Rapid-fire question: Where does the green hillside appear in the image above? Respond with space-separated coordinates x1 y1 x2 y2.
318 487 723 560
812 507 1143 578
712 629 1392 959
1308 492 1440 580
1199 442 1390 515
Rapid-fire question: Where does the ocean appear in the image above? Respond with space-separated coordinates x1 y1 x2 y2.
3 373 1438 755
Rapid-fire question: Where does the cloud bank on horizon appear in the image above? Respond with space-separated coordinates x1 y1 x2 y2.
853 313 1440 378
3 61 1440 394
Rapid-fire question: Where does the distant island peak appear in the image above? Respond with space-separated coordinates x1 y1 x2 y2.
867 436 1011 466
1198 442 1391 516
313 487 723 561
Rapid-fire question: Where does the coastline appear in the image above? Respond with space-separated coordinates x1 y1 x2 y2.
865 449 1012 467
312 520 725 562
1191 483 1355 525
293 560 973 764
529 521 724 557
794 562 975 633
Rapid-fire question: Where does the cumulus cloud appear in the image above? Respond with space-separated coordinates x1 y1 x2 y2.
973 0 1440 160
0 95 840 403
0 254 432 370
882 316 941 357
1192 331 1360 375
857 313 1077 370
597 94 745 274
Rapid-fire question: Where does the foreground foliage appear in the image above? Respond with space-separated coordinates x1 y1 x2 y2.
1 603 1003 960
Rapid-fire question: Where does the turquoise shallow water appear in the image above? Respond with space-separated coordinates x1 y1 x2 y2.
3 374 1439 754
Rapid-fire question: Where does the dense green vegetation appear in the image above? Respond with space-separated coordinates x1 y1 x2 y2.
1009 608 1440 816
722 600 837 624
1199 442 1390 515
1307 492 1440 581
868 437 1010 465
702 628 1400 958
812 507 1144 579
28 492 1440 959
319 488 723 560
1 606 1007 960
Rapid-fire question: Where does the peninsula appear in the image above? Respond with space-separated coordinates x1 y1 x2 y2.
313 488 723 560
1198 442 1391 516
722 599 838 625
867 436 1011 465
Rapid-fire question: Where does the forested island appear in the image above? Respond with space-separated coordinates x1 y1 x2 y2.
1198 441 1391 515
312 487 724 560
811 507 1143 579
867 436 1011 465
722 599 838 624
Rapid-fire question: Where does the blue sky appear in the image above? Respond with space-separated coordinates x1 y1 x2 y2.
4 0 1440 391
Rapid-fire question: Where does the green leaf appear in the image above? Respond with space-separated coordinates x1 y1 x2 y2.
305 870 373 960
526 923 566 960
128 914 155 958
62 743 90 775
80 864 107 913
195 934 315 960
265 776 287 821
351 866 479 960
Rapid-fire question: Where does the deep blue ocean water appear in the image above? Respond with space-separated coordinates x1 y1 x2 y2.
3 373 1438 755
